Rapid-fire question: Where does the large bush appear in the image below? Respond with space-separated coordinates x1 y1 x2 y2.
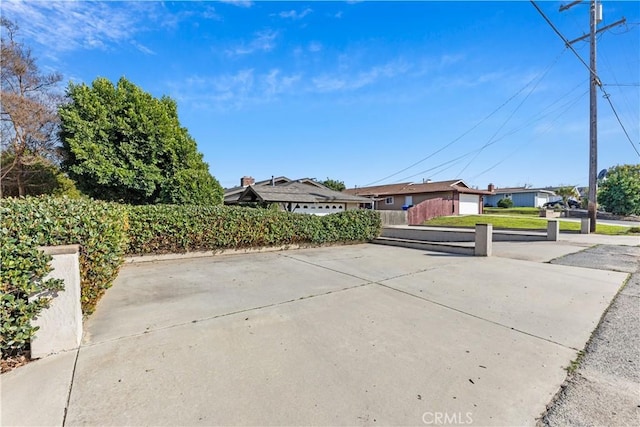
127 205 381 254
59 76 223 205
598 164 640 216
1 197 129 316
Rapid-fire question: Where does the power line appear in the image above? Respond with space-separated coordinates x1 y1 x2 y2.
470 89 589 180
530 1 599 81
456 59 552 176
602 83 640 87
601 90 640 157
362 48 568 187
395 80 588 183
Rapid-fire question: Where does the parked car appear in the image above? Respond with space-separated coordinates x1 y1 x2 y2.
543 199 581 209
543 200 565 209
567 199 581 209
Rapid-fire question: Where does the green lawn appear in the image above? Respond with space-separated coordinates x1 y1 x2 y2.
423 215 637 235
483 207 541 216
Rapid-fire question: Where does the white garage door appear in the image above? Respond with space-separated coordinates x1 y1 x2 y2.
459 194 480 215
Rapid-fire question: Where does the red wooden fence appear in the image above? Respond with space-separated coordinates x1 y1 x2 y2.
407 198 455 225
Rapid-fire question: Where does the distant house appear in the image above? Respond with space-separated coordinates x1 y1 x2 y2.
483 185 556 208
224 176 371 215
344 179 492 216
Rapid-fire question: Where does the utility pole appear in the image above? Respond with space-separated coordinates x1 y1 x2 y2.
560 0 625 232
588 0 599 233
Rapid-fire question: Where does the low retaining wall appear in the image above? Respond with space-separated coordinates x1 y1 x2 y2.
375 221 559 256
381 226 549 242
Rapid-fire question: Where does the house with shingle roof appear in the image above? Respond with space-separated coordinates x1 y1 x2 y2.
483 185 557 208
344 179 492 216
224 176 372 215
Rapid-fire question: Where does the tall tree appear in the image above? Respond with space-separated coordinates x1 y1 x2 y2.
598 164 640 216
59 77 223 205
0 18 63 197
321 177 346 192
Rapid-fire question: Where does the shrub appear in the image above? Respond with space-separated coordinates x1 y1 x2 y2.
497 198 514 208
126 205 381 254
1 197 129 318
598 164 640 216
0 224 63 358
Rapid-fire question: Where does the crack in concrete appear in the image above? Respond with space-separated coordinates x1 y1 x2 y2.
280 252 577 350
80 281 373 349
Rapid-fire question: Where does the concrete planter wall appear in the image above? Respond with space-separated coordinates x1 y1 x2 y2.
539 209 561 218
29 245 83 359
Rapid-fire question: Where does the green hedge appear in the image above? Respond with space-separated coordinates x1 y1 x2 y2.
1 198 380 358
126 205 381 254
3 197 129 312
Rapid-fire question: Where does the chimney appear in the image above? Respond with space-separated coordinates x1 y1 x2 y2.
241 176 255 187
488 183 495 192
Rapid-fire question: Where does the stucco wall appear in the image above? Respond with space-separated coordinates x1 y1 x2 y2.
30 245 83 359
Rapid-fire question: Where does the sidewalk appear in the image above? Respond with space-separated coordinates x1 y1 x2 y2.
540 246 640 426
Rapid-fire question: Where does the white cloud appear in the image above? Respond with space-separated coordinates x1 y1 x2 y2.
219 0 254 8
279 8 313 20
0 1 167 54
131 41 156 56
334 11 344 19
311 60 411 93
227 29 278 56
308 42 323 53
169 68 300 111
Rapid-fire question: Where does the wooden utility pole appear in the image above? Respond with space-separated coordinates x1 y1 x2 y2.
560 0 625 231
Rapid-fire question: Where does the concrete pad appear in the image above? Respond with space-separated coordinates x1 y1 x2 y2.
283 244 466 283
381 257 627 349
66 285 574 426
84 252 368 344
492 241 592 263
1 349 77 427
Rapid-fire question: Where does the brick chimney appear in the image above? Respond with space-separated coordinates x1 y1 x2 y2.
241 176 255 187
488 183 495 192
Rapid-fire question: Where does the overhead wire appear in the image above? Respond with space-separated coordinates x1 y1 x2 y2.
394 82 587 183
361 47 569 187
455 59 553 177
601 90 640 157
469 89 589 180
532 0 640 158
530 1 598 80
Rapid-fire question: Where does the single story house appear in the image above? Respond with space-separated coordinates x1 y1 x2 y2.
224 176 371 215
483 185 557 208
343 179 492 215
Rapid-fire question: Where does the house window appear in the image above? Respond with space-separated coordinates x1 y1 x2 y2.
385 197 394 205
303 205 308 209
339 206 343 209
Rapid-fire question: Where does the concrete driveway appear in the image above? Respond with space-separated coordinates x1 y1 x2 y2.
2 241 632 426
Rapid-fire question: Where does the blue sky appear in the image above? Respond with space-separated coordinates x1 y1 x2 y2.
2 1 639 190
